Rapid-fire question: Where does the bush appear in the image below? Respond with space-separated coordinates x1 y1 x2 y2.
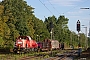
0 37 4 47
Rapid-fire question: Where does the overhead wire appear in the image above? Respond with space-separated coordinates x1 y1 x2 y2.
63 0 90 14
47 0 61 15
39 0 89 17
39 0 54 15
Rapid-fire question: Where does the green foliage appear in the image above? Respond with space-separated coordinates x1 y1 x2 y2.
33 17 50 41
0 0 34 39
0 37 4 47
88 37 90 47
44 15 69 42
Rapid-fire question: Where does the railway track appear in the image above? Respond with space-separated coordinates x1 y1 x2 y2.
1 49 89 60
18 49 78 60
19 56 74 60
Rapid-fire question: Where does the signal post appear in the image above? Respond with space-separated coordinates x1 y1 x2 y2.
77 20 82 57
77 20 81 48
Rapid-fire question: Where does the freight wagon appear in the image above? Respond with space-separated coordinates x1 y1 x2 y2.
38 39 60 51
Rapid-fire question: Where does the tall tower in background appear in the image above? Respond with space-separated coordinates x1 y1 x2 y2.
88 21 90 37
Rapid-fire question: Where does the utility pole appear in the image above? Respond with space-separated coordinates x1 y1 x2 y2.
50 22 53 40
50 28 53 40
80 7 90 49
85 27 88 49
82 24 88 49
83 27 88 49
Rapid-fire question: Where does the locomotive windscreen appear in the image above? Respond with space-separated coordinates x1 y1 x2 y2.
18 36 29 40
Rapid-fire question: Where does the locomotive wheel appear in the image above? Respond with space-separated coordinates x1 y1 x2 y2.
50 48 52 51
32 48 34 51
37 48 40 52
13 48 17 53
34 48 37 51
13 51 17 53
26 49 29 53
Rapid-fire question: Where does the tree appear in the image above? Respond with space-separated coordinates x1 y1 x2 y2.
55 15 69 42
0 0 35 48
44 15 57 32
33 17 50 41
0 5 4 37
0 0 35 40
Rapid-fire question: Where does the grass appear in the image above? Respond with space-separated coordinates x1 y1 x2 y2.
0 52 50 60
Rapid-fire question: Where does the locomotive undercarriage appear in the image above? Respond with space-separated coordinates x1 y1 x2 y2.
13 47 38 53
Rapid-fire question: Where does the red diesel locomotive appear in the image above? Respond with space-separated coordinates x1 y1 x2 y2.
13 36 38 53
